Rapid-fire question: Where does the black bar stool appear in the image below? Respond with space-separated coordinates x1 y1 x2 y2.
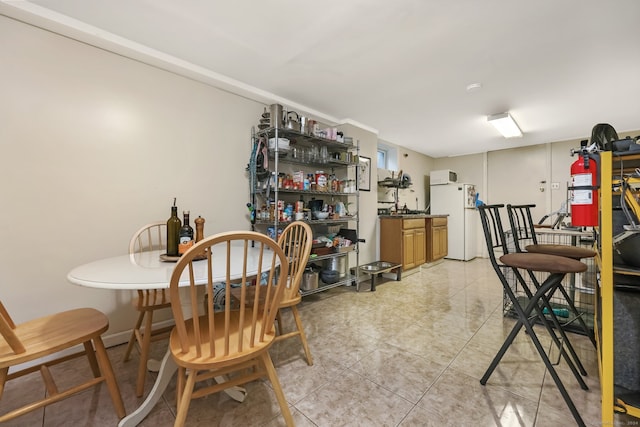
478 204 588 427
507 203 596 347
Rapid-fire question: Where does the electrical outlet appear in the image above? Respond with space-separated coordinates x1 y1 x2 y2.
551 182 560 190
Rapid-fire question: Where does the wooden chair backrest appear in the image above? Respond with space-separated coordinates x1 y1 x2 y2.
169 231 288 359
129 221 167 254
0 301 25 354
506 204 538 251
129 221 169 307
277 221 313 302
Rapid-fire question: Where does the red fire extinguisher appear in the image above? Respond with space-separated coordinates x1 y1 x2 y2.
570 145 598 226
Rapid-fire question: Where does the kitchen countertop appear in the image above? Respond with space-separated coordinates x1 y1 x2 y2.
378 214 448 219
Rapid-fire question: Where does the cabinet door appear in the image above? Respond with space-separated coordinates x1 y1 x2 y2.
414 228 426 265
402 230 415 270
433 226 448 260
380 219 402 265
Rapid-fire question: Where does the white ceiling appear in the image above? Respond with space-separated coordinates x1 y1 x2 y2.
3 0 640 157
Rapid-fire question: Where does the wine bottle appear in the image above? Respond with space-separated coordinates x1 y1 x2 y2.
166 202 181 256
178 210 194 255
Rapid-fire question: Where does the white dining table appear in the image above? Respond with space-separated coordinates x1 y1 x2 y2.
67 244 273 427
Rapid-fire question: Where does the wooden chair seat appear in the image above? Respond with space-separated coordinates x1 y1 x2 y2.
524 244 596 260
0 308 108 366
500 252 588 274
169 311 274 370
278 293 301 308
0 303 125 423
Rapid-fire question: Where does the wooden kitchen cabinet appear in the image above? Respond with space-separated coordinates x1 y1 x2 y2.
380 217 426 271
426 216 448 262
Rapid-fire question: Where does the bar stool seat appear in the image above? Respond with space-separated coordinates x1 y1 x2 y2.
501 252 588 274
524 244 596 260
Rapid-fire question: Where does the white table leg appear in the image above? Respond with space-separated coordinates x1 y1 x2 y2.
146 358 162 372
119 349 177 427
122 347 246 425
216 376 247 402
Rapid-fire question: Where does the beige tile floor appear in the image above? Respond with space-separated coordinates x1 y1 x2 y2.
2 258 638 426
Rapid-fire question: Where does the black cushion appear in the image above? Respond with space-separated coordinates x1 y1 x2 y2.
500 253 587 274
525 244 596 260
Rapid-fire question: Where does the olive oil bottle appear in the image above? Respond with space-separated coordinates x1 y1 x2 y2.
166 200 181 256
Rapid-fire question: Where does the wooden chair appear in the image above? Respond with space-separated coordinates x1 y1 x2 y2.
123 221 174 397
0 301 125 422
274 221 314 365
169 231 293 427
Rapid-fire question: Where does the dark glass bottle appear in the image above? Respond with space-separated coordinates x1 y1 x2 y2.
166 206 181 256
178 210 194 255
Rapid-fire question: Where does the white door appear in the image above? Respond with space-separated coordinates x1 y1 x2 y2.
487 145 548 228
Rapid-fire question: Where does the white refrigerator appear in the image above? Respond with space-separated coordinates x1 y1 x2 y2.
430 183 477 261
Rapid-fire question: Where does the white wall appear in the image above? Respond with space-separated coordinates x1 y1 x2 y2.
1 16 380 337
431 134 639 258
0 16 262 331
337 124 378 266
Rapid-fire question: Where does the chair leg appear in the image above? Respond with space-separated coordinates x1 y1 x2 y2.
174 368 196 427
520 306 586 427
529 292 589 387
0 367 8 399
498 270 588 390
83 341 101 377
275 309 283 336
176 367 185 409
135 310 154 397
260 352 294 427
557 283 597 347
482 274 586 427
92 336 126 419
524 270 589 377
123 311 145 362
535 292 589 378
291 306 313 366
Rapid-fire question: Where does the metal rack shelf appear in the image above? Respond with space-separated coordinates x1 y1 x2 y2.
248 122 360 297
258 127 355 151
300 273 356 297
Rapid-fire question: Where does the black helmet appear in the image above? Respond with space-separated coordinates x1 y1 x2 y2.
590 123 618 151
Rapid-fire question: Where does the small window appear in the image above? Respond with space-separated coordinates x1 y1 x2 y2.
377 149 387 169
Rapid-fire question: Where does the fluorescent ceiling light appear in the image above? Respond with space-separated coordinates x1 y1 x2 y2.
487 112 523 138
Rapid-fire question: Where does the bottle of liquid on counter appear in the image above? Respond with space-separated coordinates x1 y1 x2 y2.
178 210 194 255
194 216 205 244
166 199 181 256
